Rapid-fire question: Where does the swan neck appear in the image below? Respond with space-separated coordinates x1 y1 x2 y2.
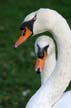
41 52 56 85
39 17 71 107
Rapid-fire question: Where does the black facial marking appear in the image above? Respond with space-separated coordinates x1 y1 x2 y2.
43 45 49 52
20 15 37 32
22 28 26 35
37 44 49 59
37 44 44 59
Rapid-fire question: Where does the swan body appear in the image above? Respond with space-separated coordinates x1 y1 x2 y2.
53 91 71 108
15 8 71 108
35 35 71 108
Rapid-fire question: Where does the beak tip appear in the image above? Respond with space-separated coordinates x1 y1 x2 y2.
14 44 18 48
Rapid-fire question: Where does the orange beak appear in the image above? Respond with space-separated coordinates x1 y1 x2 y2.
15 27 32 48
35 51 47 73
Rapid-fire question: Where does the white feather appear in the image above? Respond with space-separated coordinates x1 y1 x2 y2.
24 8 71 108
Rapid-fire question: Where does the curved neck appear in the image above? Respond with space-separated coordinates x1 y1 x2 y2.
43 17 71 106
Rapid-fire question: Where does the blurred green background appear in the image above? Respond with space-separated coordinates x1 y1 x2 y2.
0 0 71 108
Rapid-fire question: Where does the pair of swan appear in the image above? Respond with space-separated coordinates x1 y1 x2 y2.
15 8 71 108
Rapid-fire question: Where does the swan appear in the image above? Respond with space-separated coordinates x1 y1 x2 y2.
15 8 71 108
35 35 56 85
35 35 71 108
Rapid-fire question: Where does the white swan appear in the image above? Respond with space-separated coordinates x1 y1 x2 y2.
35 35 71 108
15 8 71 108
35 36 56 85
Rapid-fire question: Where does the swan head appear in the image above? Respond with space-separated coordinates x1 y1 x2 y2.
35 35 55 73
15 12 37 48
15 8 57 48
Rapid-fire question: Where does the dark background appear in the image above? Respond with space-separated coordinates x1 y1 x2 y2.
0 0 71 108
